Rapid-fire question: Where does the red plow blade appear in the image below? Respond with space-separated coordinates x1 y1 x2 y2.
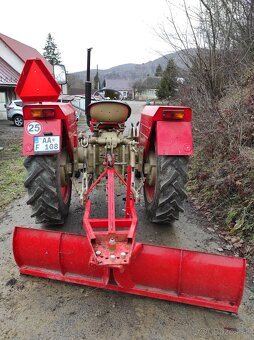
13 227 246 313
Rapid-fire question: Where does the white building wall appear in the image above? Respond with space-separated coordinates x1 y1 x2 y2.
138 89 157 101
0 40 24 73
0 91 7 119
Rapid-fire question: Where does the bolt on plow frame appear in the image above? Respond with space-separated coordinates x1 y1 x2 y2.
13 59 246 313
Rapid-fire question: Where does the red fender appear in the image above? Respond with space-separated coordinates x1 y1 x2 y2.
22 103 78 157
156 121 193 155
139 106 193 158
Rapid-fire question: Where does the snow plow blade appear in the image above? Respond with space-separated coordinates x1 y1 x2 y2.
13 227 246 313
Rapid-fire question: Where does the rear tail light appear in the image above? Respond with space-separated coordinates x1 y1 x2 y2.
31 108 55 118
162 110 185 120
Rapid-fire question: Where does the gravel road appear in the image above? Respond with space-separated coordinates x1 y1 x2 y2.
0 101 253 340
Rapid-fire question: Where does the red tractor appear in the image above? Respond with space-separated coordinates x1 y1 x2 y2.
13 59 246 313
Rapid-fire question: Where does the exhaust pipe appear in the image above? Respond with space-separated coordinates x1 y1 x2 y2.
85 48 92 125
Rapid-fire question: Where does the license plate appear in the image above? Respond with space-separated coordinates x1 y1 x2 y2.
34 136 60 153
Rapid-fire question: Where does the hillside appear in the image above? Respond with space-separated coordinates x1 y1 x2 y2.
67 51 185 92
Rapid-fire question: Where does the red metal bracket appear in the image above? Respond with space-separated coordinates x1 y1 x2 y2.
83 164 137 267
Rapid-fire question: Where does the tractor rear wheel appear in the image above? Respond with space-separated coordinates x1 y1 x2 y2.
144 152 188 223
24 154 72 225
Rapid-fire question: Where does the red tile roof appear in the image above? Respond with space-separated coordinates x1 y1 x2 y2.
0 33 52 72
0 57 19 86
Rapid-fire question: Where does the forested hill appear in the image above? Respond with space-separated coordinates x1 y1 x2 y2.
68 51 185 84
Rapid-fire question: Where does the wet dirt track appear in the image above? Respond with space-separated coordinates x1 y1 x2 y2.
0 102 253 340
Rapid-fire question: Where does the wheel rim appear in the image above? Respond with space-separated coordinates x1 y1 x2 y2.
60 181 71 204
59 151 71 204
14 116 23 126
144 149 156 203
144 181 156 203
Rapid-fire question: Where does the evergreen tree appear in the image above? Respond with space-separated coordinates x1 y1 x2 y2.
155 64 163 76
102 79 106 87
43 33 61 65
156 59 178 100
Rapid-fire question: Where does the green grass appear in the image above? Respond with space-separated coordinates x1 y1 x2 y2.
0 157 26 209
8 143 22 153
226 200 254 238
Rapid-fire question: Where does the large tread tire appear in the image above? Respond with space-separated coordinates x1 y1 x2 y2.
24 155 72 225
144 156 188 223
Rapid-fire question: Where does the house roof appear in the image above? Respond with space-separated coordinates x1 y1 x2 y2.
105 79 133 91
142 76 161 89
0 33 52 72
0 57 19 86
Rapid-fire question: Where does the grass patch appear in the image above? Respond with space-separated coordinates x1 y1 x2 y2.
0 157 26 209
226 200 254 238
8 143 22 153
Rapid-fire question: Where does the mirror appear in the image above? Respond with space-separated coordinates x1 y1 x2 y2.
53 64 67 85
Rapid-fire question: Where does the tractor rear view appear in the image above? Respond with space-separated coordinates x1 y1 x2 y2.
13 59 246 313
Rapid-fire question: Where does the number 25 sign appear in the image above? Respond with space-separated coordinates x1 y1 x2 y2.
27 122 42 135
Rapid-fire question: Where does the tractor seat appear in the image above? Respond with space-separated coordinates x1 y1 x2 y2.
87 101 131 124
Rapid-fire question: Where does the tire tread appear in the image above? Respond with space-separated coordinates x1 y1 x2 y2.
145 156 188 223
24 155 70 225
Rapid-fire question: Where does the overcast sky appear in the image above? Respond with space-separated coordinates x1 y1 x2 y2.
1 0 196 72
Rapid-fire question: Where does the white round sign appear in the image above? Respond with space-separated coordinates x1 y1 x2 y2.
27 122 42 135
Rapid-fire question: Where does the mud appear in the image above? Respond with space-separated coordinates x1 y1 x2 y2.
0 102 253 340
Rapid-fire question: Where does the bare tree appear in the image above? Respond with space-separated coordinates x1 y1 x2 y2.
157 2 252 153
158 0 254 113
